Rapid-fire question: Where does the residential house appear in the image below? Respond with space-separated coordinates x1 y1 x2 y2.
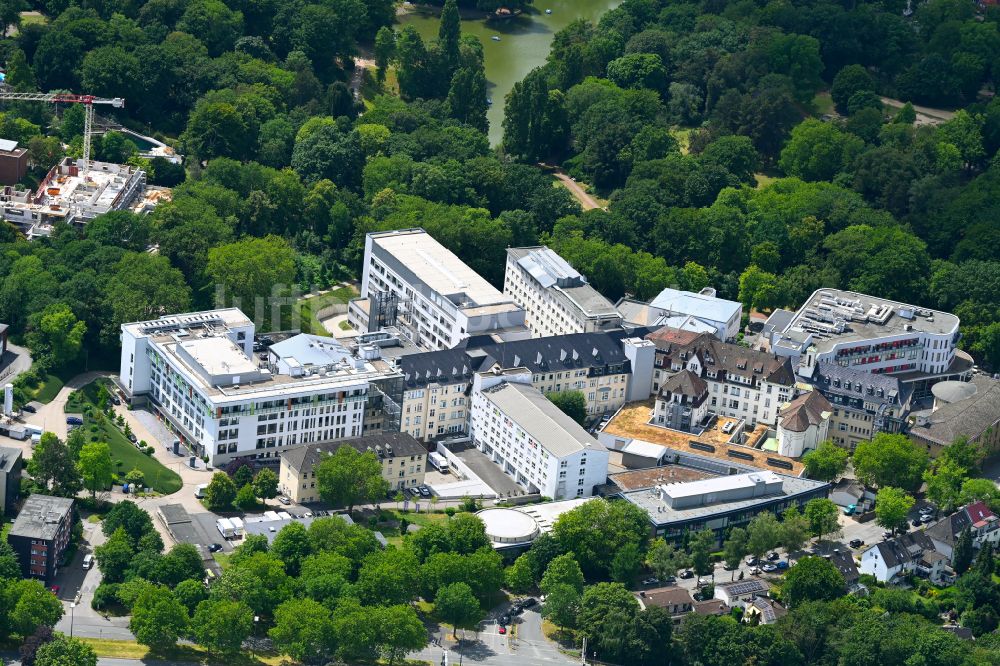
859 531 952 584
743 598 787 625
714 579 770 607
636 586 695 622
925 501 1000 562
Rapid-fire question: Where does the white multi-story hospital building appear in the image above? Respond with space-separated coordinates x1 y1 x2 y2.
117 309 401 466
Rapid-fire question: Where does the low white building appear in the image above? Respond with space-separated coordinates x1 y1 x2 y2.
617 287 743 342
470 374 609 500
504 246 622 337
117 309 401 467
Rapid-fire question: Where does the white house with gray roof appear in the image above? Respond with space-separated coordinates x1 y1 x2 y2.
504 246 622 338
469 376 609 500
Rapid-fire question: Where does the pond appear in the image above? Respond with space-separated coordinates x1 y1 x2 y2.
397 0 623 145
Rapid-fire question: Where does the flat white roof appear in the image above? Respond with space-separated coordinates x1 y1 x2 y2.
650 288 741 325
660 471 782 501
178 337 257 376
371 229 510 306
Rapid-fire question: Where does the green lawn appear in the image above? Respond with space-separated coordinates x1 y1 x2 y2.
65 380 183 495
296 285 357 335
25 373 64 404
18 12 48 26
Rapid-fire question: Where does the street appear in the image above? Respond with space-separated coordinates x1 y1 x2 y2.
411 603 577 666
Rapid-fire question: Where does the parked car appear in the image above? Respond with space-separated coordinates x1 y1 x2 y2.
109 394 121 405
662 575 677 584
500 614 511 625
127 432 137 443
679 569 694 579
767 552 780 561
66 416 83 426
208 543 223 553
82 554 93 569
20 404 35 413
920 514 935 524
641 577 660 586
776 561 789 570
417 485 432 498
761 563 778 572
912 519 923 528
750 566 762 575
522 597 537 608
849 539 865 548
919 506 935 516
883 531 894 540
697 577 712 586
277 496 291 505
498 626 507 634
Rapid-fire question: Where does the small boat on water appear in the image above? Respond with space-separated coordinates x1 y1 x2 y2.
545 8 552 14
491 35 501 41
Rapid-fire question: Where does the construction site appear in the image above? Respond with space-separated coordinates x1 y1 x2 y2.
0 91 171 239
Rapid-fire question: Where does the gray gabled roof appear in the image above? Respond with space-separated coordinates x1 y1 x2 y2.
281 432 425 474
398 328 649 389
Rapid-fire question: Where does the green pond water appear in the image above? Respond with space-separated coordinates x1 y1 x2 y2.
397 0 623 145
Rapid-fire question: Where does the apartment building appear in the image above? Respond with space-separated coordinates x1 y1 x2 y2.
279 432 427 503
7 495 73 585
350 229 528 351
504 246 622 337
647 327 796 427
770 289 970 399
118 310 402 467
396 330 655 442
470 376 609 500
618 287 743 341
799 361 912 450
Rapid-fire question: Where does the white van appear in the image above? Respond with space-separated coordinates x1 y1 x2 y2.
82 554 93 570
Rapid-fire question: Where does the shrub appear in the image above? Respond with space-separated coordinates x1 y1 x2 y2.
92 582 120 611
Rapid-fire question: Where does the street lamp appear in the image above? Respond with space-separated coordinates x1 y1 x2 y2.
69 602 76 638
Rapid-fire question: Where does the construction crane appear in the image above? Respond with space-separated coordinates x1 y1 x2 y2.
0 92 125 175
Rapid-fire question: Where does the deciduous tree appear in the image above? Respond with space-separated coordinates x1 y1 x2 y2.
315 446 389 513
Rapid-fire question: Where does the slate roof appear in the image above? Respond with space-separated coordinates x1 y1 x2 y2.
646 327 796 387
811 362 911 408
868 531 936 570
660 369 707 398
281 432 425 474
778 391 832 432
398 328 649 389
826 550 860 585
909 376 1000 446
747 598 787 624
926 502 997 549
